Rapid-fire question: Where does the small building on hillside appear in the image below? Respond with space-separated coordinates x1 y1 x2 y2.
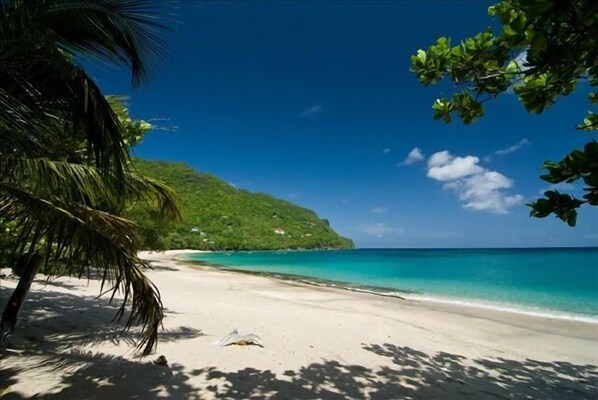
274 227 286 235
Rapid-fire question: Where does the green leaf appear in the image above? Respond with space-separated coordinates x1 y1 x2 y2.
432 98 453 123
416 49 426 64
432 37 450 55
503 23 517 37
511 14 527 33
412 0 597 227
566 210 577 227
576 112 598 132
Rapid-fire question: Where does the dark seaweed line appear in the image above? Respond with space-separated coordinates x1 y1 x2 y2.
178 258 417 300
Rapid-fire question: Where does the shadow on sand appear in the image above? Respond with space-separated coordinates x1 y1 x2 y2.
0 282 204 399
187 344 597 399
1 283 597 399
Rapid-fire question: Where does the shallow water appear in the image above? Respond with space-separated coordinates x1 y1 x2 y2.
187 248 598 322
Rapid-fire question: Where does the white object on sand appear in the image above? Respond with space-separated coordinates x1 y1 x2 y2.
217 329 264 347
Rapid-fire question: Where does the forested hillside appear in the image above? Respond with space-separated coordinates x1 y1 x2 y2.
129 159 354 250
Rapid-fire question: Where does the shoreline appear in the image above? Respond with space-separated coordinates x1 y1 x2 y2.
165 250 598 327
152 250 598 358
147 250 598 345
1 249 596 398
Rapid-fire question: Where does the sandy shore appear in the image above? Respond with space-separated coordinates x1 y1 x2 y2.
1 250 597 399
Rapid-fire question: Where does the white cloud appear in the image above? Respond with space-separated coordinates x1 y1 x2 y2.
496 138 531 156
427 150 452 168
448 171 524 214
514 50 530 71
369 206 388 214
383 148 392 154
484 139 531 162
426 151 524 214
426 153 484 181
299 104 322 117
400 147 425 166
362 223 403 238
506 50 530 95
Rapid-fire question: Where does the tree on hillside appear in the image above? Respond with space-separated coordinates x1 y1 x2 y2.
411 0 597 226
0 0 180 354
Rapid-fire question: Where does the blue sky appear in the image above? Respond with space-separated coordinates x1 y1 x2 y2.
90 1 597 248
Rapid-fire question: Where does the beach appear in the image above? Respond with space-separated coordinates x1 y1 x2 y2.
1 250 597 399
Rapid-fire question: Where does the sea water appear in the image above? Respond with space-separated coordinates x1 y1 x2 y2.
187 248 598 322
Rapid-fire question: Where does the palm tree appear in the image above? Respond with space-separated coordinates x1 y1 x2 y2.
0 0 180 354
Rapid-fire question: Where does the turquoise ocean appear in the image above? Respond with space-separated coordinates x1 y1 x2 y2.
187 248 598 323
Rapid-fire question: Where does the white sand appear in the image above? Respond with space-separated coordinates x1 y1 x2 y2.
1 250 597 399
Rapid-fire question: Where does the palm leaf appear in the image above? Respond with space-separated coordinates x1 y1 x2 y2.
0 0 171 176
119 174 182 222
0 181 162 353
1 157 181 221
0 0 171 85
1 157 114 206
0 48 129 177
0 0 176 354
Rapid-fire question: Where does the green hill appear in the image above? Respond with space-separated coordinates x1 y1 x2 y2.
130 159 354 251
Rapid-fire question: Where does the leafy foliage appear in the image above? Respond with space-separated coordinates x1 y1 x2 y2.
411 0 597 226
129 159 354 251
0 0 178 354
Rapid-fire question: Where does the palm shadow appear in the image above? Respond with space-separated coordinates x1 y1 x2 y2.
1 283 596 399
0 283 204 399
1 351 202 400
0 282 204 349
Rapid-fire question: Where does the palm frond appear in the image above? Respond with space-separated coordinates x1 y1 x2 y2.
0 0 172 175
1 158 181 221
5 54 130 176
1 157 113 206
0 182 162 354
120 174 182 222
1 0 171 86
60 57 130 177
0 0 176 354
0 55 128 179
0 80 66 160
